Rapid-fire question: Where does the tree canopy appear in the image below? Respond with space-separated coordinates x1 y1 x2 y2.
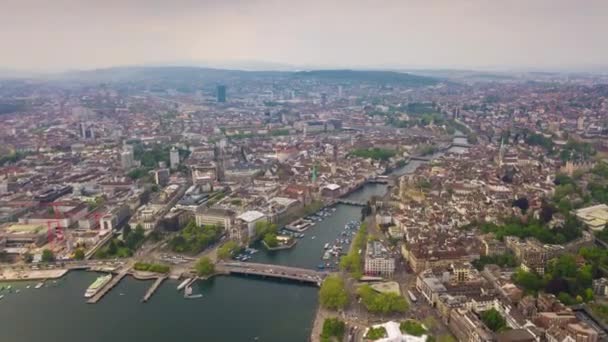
480 308 507 332
319 276 348 310
357 285 408 314
195 257 215 276
321 318 345 342
41 249 55 262
169 221 222 253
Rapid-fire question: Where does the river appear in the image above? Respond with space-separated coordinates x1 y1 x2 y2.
0 135 468 342
0 184 388 342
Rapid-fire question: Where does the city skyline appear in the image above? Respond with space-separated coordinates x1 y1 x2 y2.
2 0 608 72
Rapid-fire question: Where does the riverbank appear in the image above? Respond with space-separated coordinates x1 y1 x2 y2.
0 268 68 282
310 304 333 342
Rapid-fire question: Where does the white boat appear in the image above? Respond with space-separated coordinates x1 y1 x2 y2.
311 236 316 240
184 285 203 299
324 243 330 249
84 274 112 298
25 285 31 289
177 278 191 291
0 295 3 300
34 283 43 289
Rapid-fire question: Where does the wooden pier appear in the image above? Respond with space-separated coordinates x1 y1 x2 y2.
141 276 167 303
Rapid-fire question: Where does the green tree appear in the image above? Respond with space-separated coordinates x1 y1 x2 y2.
437 335 457 342
357 285 408 314
321 318 345 341
319 276 348 310
123 224 132 238
263 233 278 248
107 239 118 255
41 249 55 262
23 252 33 263
513 268 545 294
74 248 85 260
365 327 387 340
480 308 507 332
195 257 215 276
217 241 240 260
400 320 427 336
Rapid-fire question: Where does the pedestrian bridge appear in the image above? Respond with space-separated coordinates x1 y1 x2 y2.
217 262 328 286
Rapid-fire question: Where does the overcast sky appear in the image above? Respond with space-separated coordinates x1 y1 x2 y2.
1 0 607 71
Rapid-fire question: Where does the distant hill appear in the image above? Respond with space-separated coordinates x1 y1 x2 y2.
293 69 438 86
54 66 438 88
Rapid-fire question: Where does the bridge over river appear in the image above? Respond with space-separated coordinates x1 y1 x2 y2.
216 261 329 286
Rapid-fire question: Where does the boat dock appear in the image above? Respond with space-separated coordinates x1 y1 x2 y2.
141 276 167 303
87 269 129 304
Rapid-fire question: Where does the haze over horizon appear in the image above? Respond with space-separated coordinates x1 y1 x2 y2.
2 0 608 72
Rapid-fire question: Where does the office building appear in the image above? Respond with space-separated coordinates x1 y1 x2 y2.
364 240 395 277
170 147 180 169
217 85 227 103
154 169 170 187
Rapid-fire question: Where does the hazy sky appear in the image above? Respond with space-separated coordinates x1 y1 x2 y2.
1 0 607 71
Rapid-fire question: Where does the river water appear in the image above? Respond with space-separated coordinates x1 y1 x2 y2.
0 136 468 342
0 184 388 342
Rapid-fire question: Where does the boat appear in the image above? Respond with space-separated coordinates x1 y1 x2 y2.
25 285 30 289
317 264 325 270
84 274 112 298
177 278 191 291
0 295 3 300
311 236 316 240
184 285 203 299
34 283 43 289
6 285 12 291
324 243 330 249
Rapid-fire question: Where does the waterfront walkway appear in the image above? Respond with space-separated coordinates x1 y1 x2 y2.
217 262 328 286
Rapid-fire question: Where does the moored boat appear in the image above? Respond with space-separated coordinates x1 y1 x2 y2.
84 274 112 298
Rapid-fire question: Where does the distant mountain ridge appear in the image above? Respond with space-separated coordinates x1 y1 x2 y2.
294 69 438 86
53 66 439 87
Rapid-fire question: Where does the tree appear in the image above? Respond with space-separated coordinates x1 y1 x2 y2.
41 249 55 262
321 318 345 341
365 327 387 340
480 308 507 332
513 269 544 294
74 248 85 260
123 224 132 238
217 241 240 260
319 276 348 310
125 225 145 250
195 257 215 276
436 335 457 342
23 252 33 263
263 233 278 248
254 221 277 239
107 239 118 255
357 285 408 314
400 321 427 336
